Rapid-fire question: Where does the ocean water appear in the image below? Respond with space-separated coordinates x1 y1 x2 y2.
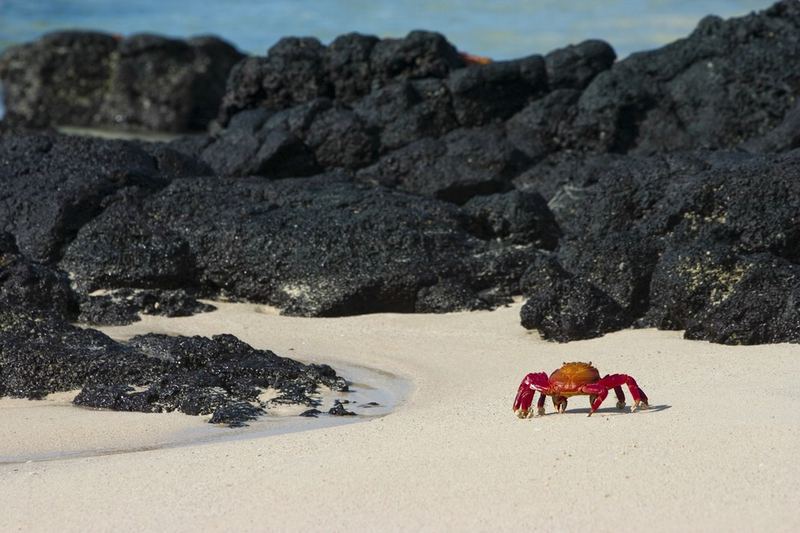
0 0 774 117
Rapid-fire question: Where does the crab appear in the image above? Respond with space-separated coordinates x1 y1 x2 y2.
513 361 649 418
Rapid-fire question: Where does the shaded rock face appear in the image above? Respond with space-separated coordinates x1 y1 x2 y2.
0 31 243 131
0 234 77 319
356 127 530 204
61 175 553 316
510 2 800 191
521 149 800 343
198 100 376 177
0 133 213 264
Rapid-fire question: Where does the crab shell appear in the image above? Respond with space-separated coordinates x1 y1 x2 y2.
548 361 600 397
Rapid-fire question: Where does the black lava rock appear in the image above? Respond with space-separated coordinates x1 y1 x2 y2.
447 55 547 127
328 400 357 416
353 79 457 153
683 255 800 345
520 148 800 342
0 132 197 263
61 174 553 316
202 99 378 177
0 31 243 132
505 89 583 161
569 2 800 154
369 30 465 82
0 242 78 319
217 30 465 126
461 190 560 247
520 276 630 342
0 310 164 399
415 280 491 313
71 333 349 426
544 39 616 90
78 288 216 326
208 403 266 427
0 31 118 129
325 33 380 103
5 3 800 350
356 126 530 204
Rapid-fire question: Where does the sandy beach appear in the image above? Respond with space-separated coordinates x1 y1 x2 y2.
2 301 799 532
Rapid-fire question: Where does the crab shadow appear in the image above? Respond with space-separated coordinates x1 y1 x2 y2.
546 404 671 416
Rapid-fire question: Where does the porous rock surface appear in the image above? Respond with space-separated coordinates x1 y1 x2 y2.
61 174 554 316
0 307 348 426
0 31 243 131
78 288 216 326
0 0 798 416
0 133 199 264
525 149 800 344
0 232 77 319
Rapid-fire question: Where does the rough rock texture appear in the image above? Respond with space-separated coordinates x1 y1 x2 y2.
682 255 800 345
522 149 800 343
461 190 559 247
0 234 77 319
561 1 800 155
217 31 465 126
0 237 348 425
0 307 349 425
78 288 216 326
356 127 530 203
0 31 243 131
74 333 348 427
353 79 457 153
544 40 617 90
0 32 118 129
199 100 377 177
0 133 196 263
520 276 630 342
0 310 163 399
446 55 548 127
62 174 552 316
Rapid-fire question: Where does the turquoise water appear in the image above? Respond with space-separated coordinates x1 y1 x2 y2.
0 1 774 118
0 1 773 59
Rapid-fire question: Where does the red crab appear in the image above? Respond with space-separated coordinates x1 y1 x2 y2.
513 362 649 418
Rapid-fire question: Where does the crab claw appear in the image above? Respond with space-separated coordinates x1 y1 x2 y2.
513 372 549 418
631 400 650 412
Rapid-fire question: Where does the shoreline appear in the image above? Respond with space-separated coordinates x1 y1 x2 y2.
2 302 799 531
1 306 413 464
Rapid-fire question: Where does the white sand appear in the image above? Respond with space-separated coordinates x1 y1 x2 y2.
2 301 799 532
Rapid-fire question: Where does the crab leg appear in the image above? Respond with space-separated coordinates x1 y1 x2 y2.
602 374 648 411
582 383 609 416
585 374 649 415
613 386 626 409
553 396 568 413
513 372 550 417
536 393 547 416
